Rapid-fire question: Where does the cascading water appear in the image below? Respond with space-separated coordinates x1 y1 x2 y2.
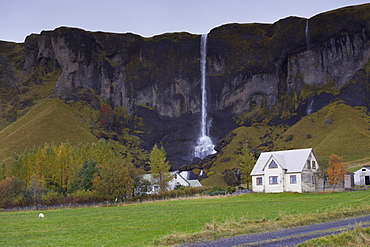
306 99 314 116
305 19 310 50
305 19 314 115
193 34 216 159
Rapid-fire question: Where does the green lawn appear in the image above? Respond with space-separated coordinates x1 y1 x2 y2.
1 191 370 246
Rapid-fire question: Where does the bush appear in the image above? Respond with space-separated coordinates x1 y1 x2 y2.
70 190 97 204
0 177 27 208
41 191 65 206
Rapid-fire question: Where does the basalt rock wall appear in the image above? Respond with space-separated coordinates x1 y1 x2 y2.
2 4 370 168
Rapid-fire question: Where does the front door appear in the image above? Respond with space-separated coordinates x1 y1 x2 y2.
365 176 370 185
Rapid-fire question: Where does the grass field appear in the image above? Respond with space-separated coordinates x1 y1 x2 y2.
2 191 370 246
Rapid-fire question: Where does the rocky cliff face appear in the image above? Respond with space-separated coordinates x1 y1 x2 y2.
23 29 202 117
2 3 370 168
206 5 370 117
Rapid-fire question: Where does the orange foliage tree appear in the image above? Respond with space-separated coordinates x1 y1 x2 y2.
325 154 346 189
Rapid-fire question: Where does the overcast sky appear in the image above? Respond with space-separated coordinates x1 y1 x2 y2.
1 0 369 43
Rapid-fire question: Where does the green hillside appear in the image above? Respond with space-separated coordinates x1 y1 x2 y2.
201 102 370 186
0 98 98 162
276 102 370 163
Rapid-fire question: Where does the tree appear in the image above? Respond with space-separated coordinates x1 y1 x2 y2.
239 143 256 189
93 160 134 202
325 154 346 189
27 175 46 206
0 177 26 208
148 144 172 192
69 160 98 193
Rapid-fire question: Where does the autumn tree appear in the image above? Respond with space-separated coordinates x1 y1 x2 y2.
148 144 172 192
99 104 115 130
93 160 134 202
325 154 347 189
0 177 26 208
27 174 46 206
239 142 256 189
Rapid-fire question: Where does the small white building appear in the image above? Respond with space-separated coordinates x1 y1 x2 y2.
250 148 323 193
143 171 202 194
353 167 370 186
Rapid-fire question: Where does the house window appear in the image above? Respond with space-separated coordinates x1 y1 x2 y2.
290 175 297 184
269 160 278 169
256 177 263 185
312 161 316 169
269 176 278 184
307 160 311 169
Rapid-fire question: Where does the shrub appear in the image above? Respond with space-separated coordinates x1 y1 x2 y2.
70 190 97 204
41 191 65 206
0 177 26 208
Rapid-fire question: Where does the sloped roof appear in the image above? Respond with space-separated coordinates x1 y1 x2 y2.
250 148 313 175
188 180 202 187
143 171 180 182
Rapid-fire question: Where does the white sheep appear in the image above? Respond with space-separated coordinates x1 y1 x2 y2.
39 213 44 218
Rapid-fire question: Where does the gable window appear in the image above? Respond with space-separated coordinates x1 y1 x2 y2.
312 161 316 169
307 160 311 169
269 160 278 169
256 177 263 185
290 175 297 184
269 176 278 184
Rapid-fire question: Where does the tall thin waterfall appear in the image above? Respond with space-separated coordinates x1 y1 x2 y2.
305 19 310 50
306 99 314 116
193 34 216 159
305 19 314 116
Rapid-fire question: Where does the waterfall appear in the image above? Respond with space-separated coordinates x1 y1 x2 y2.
193 34 216 159
305 19 314 116
306 99 314 116
305 19 310 50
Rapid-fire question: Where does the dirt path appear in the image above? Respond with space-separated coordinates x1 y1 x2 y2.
180 215 370 247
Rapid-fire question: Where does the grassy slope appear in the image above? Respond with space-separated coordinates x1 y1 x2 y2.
202 102 370 186
0 98 98 162
275 102 370 163
1 191 370 246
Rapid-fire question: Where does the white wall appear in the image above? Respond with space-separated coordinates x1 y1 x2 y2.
263 159 285 193
284 173 302 193
252 175 264 192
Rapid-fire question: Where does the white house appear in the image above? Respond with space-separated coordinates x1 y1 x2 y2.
353 167 370 186
250 148 322 193
143 171 202 194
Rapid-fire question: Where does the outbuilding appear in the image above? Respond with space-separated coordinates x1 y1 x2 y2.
353 167 370 186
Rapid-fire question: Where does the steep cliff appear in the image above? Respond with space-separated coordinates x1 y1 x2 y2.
0 3 370 170
207 4 370 118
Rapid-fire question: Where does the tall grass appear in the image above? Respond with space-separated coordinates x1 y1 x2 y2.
298 226 370 247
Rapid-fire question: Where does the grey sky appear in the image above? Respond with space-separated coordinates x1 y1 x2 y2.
1 0 369 43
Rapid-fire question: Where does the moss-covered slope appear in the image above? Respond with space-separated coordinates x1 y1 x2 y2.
0 98 98 161
201 102 370 187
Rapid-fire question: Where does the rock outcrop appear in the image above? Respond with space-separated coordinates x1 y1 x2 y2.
1 3 370 168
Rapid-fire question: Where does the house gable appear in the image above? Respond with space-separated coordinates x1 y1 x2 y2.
251 148 314 176
251 148 321 193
